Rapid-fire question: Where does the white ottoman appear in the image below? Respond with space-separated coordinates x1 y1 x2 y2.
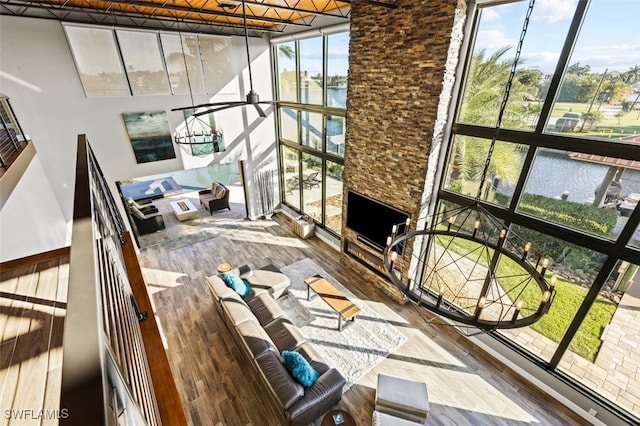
229 264 291 301
372 411 423 426
375 374 429 424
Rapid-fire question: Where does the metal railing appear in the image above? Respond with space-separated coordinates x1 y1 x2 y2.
0 96 27 170
60 135 161 425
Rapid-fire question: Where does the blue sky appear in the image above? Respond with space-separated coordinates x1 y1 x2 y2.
475 0 640 74
301 33 350 77
283 0 639 78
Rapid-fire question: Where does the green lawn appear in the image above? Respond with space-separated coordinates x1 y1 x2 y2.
530 277 616 362
435 234 616 362
550 102 640 140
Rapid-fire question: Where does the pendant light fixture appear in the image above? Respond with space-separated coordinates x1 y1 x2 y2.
172 32 224 156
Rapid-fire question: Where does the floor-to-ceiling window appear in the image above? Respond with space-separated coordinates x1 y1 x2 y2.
438 0 640 421
273 29 349 236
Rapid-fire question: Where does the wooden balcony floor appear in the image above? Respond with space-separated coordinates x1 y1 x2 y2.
0 253 68 425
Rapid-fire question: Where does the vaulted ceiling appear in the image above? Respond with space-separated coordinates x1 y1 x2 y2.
0 0 398 37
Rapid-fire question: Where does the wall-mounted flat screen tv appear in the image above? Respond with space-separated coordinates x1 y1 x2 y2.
346 190 409 253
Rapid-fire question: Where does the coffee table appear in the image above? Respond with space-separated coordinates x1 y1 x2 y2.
169 199 198 221
321 409 356 426
304 275 360 331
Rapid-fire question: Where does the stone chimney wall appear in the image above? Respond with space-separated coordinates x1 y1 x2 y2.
341 0 467 300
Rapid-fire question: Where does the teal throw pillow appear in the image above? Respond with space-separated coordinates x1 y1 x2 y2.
221 272 251 298
282 350 319 387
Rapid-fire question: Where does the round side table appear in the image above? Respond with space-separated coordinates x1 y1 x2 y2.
216 262 232 273
321 409 356 426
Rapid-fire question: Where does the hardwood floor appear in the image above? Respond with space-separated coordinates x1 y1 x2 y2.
137 196 588 426
0 252 68 426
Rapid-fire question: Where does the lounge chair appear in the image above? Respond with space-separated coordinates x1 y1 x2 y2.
302 172 320 189
285 177 299 194
126 197 158 214
199 182 231 214
130 205 165 235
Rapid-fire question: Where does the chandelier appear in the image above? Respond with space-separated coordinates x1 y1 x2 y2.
171 29 225 157
383 0 554 331
383 202 556 330
174 113 224 156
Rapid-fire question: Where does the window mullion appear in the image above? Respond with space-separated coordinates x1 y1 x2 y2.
534 0 589 134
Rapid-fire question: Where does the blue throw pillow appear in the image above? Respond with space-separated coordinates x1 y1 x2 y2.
282 350 319 387
221 272 251 298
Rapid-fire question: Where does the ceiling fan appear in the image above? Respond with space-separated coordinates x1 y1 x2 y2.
171 1 276 118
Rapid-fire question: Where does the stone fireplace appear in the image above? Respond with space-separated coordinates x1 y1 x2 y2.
341 0 467 300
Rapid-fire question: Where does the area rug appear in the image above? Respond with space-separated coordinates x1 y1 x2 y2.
160 230 219 251
140 210 242 251
280 258 406 391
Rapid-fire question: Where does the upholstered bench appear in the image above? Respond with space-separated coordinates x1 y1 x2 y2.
374 373 429 424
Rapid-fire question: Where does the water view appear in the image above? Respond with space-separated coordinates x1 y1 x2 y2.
502 150 640 203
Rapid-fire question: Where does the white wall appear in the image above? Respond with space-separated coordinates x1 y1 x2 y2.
0 156 69 261
0 15 278 260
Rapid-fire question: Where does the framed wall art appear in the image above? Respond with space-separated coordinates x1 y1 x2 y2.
122 111 176 163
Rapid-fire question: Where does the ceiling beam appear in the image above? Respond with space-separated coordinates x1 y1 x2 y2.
1 0 352 25
0 2 281 35
338 0 398 6
218 0 351 18
87 0 314 26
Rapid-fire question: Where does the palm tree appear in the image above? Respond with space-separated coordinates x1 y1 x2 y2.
277 44 296 100
278 45 295 61
449 47 532 199
459 47 531 128
449 136 523 200
621 64 640 84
